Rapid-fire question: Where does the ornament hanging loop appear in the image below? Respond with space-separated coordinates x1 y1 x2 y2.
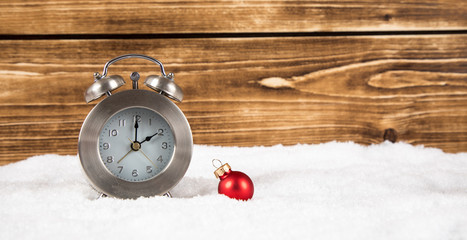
213 160 231 179
212 159 223 168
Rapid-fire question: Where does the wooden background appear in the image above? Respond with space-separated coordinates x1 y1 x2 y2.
1 0 466 165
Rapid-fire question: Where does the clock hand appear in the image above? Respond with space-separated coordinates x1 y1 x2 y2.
118 138 142 164
134 118 139 142
126 138 156 167
139 149 157 168
117 149 133 164
140 132 158 144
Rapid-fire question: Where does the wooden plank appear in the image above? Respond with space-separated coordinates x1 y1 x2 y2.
0 35 466 165
0 0 465 35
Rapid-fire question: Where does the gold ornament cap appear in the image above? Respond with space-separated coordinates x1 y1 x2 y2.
213 159 231 179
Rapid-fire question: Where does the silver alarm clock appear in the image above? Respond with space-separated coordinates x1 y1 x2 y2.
78 54 193 199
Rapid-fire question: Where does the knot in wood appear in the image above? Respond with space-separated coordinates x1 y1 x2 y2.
384 14 392 21
383 128 398 143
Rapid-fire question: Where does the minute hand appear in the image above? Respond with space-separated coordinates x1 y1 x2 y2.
134 120 139 142
140 132 158 144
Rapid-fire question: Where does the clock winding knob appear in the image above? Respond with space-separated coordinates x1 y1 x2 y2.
130 72 140 89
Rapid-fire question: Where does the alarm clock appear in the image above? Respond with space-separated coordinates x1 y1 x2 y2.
78 54 193 199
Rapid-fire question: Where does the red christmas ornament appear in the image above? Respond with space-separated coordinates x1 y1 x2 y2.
213 159 254 200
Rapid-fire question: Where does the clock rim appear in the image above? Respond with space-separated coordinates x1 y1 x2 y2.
78 89 193 199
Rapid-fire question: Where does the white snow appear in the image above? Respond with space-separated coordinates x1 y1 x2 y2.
1 141 467 240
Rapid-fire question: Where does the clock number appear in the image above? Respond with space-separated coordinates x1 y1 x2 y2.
157 155 163 162
132 169 138 177
149 118 152 126
146 166 153 173
109 129 118 137
162 142 168 149
158 129 164 136
134 115 141 123
103 143 110 150
106 156 114 163
119 119 126 127
117 166 123 173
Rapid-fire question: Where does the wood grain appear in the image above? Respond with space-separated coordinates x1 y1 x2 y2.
0 0 465 35
1 35 466 165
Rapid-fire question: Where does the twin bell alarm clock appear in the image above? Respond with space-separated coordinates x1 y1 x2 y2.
78 54 193 199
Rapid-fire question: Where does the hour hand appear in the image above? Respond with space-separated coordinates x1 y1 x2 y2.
140 132 158 144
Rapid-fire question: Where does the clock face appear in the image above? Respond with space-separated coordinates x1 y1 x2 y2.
98 107 175 182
